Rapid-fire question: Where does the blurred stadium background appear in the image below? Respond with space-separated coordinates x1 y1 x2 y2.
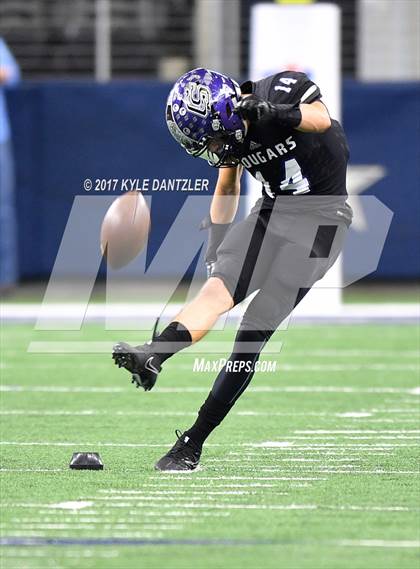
0 2 419 569
0 0 419 302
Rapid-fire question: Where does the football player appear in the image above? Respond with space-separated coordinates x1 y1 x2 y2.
113 68 352 471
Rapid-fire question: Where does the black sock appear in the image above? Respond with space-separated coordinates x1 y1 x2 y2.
184 393 233 448
211 327 272 404
184 328 272 447
152 321 192 365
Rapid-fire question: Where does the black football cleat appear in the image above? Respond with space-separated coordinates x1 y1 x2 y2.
155 430 202 472
112 341 161 391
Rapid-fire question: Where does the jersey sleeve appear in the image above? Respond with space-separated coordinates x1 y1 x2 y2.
267 71 322 106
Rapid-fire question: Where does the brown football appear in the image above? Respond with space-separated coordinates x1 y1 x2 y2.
100 191 150 269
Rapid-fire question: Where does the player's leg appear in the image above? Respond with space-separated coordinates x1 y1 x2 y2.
154 286 308 471
171 204 274 341
112 276 233 390
173 276 234 343
155 221 348 470
113 205 274 390
203 218 349 417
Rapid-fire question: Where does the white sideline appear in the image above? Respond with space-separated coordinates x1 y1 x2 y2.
1 302 419 322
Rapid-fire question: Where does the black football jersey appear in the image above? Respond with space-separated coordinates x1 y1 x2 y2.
239 71 349 197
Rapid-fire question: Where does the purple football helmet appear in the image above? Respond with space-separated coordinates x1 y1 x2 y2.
166 68 245 167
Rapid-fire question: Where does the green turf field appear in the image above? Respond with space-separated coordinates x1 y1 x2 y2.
0 323 419 568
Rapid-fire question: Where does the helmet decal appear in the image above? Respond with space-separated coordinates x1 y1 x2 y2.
184 83 212 117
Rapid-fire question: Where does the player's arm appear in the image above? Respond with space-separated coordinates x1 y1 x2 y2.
296 100 331 132
201 166 242 275
210 165 242 223
236 96 331 133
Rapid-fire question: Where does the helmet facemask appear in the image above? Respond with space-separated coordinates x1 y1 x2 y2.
187 104 245 167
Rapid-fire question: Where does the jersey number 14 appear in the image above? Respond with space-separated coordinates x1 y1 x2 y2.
256 159 310 197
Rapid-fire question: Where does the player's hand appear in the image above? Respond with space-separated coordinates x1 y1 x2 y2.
235 96 301 128
234 96 271 123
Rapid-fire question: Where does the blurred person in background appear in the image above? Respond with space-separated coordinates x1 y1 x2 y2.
0 37 20 294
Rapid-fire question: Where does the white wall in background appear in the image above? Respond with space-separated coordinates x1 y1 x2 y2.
248 3 342 316
358 0 420 80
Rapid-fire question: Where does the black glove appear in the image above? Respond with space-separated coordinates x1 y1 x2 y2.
200 215 231 278
235 95 302 128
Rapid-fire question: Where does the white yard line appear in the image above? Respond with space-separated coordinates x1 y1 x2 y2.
2 347 419 358
294 429 420 434
333 506 418 512
361 419 420 424
3 508 229 519
4 500 418 514
0 410 196 417
0 385 127 393
99 490 246 495
0 468 65 473
0 441 168 447
98 491 255 497
3 410 418 426
90 501 321 511
100 484 276 490
176 364 419 372
247 442 419 448
0 530 164 539
1 441 419 449
279 436 420 440
279 350 420 358
0 550 120 559
5 409 416 418
333 539 420 548
0 523 184 531
370 408 420 413
238 451 391 456
5 359 420 369
1 385 419 395
261 469 419 475
276 458 361 463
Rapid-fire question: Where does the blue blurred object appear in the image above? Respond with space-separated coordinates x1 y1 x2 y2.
342 79 420 280
5 79 420 281
0 38 20 288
